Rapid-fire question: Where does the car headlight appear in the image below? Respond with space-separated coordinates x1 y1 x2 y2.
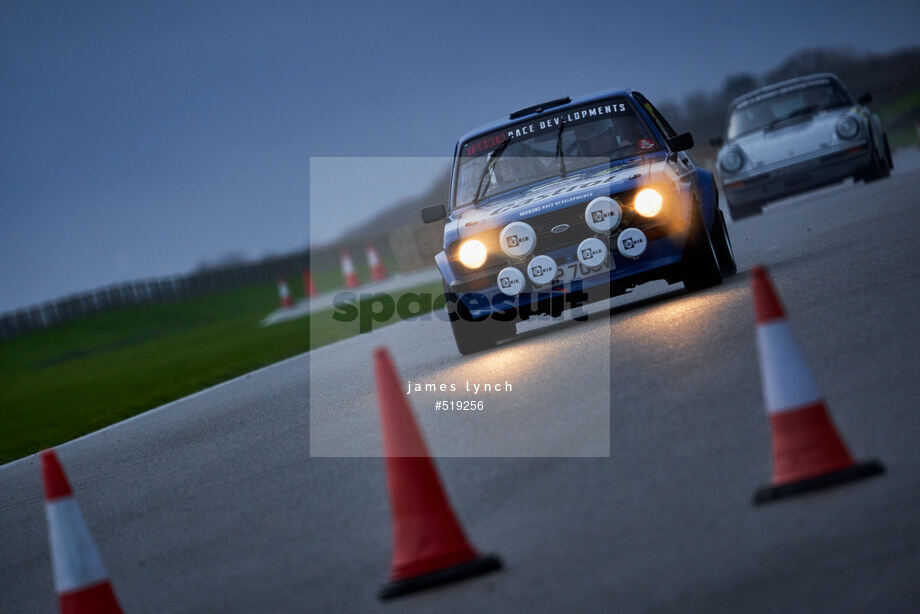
836 116 859 139
458 239 488 269
720 149 744 173
633 188 663 217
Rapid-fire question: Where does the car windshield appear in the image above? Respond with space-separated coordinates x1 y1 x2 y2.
453 97 659 209
727 80 852 140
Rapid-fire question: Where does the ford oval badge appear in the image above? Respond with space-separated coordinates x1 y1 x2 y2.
550 224 570 234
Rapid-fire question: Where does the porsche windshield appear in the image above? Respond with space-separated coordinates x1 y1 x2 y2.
728 80 852 140
454 97 659 209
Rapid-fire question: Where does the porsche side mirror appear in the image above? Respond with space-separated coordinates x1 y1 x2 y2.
709 136 724 148
858 92 872 105
668 132 694 152
421 204 447 224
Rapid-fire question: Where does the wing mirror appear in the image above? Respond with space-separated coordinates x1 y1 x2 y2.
709 136 724 148
668 132 694 152
421 204 447 223
857 92 872 105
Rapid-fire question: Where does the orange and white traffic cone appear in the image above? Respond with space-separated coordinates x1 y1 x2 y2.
41 450 124 614
277 278 293 308
302 269 317 298
340 251 359 288
374 347 501 599
366 243 388 282
750 266 884 504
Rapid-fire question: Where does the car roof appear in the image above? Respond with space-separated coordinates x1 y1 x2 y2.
730 73 844 109
456 88 635 146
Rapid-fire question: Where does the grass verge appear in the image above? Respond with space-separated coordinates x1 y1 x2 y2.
0 277 444 463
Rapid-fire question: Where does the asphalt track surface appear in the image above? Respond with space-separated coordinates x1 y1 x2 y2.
3 152 920 612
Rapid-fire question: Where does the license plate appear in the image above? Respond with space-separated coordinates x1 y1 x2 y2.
546 255 613 286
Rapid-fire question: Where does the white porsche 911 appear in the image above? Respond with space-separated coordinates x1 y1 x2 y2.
712 73 893 220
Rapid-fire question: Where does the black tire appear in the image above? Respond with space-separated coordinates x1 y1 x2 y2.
710 209 737 277
681 203 723 292
725 194 762 221
884 134 894 171
862 138 890 183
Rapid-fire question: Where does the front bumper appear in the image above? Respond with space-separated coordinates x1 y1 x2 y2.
721 142 870 207
445 229 687 321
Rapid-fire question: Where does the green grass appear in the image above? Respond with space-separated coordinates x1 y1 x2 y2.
879 88 920 120
0 276 443 464
879 88 920 150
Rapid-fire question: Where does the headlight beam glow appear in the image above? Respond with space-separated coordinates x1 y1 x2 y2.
458 239 488 269
634 188 663 218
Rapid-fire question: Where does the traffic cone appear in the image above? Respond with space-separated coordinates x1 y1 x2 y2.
373 347 501 599
366 243 388 282
750 266 883 504
302 269 317 298
40 449 124 614
340 251 359 288
277 278 293 308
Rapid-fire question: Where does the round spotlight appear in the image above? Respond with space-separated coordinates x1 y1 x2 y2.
584 197 622 232
633 188 663 217
617 228 647 258
496 266 525 296
499 221 536 257
526 255 557 286
577 237 608 267
458 239 488 269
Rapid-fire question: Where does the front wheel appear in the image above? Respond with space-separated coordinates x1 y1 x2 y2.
710 209 737 277
681 203 724 292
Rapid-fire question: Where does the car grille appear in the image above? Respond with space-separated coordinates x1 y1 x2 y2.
450 188 672 276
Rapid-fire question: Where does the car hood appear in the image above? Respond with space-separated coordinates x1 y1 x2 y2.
445 155 675 243
728 108 856 169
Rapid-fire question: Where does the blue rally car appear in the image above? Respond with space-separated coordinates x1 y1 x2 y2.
421 90 736 354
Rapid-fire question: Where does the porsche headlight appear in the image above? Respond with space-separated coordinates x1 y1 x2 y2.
836 116 859 139
458 239 488 269
720 149 744 173
633 188 663 217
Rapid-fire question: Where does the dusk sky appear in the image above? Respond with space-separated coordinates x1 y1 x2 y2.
2 0 918 311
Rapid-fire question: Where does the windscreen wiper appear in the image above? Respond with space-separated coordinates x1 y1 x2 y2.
473 136 512 205
555 120 567 178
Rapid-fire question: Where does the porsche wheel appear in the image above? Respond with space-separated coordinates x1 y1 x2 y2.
862 138 890 183
725 194 762 221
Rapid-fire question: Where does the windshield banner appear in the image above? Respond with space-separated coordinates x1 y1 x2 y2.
463 98 634 157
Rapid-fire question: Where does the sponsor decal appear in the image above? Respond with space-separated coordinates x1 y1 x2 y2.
462 98 634 157
736 79 834 108
638 138 655 150
465 133 507 157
